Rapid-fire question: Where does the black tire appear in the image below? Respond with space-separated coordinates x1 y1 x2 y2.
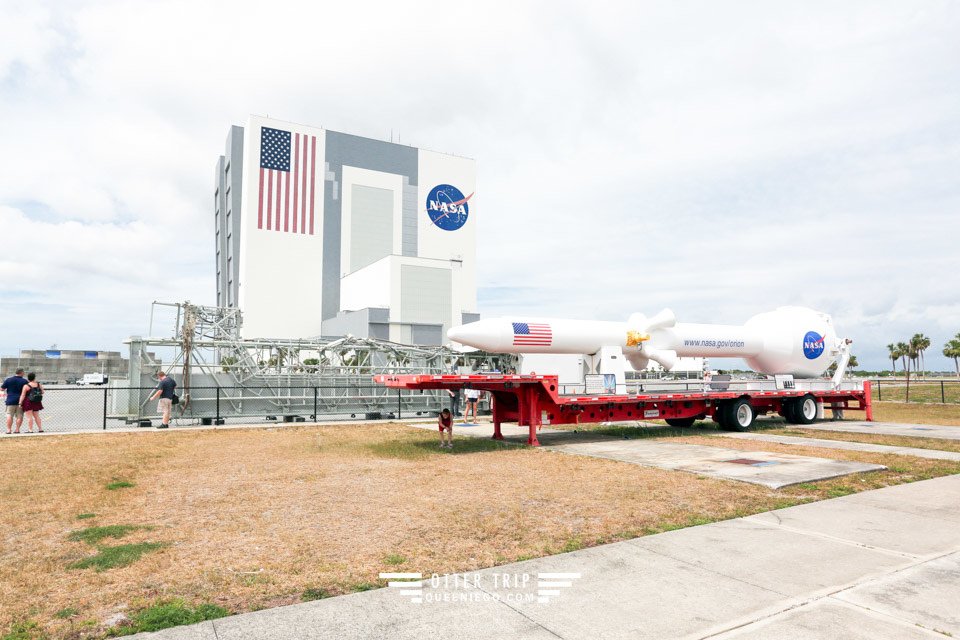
723 398 755 432
713 404 729 429
782 398 800 424
665 417 696 428
795 394 818 425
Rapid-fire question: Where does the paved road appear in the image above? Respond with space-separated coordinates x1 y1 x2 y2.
132 473 960 639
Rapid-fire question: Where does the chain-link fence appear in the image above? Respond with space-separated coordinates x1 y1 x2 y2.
3 385 461 434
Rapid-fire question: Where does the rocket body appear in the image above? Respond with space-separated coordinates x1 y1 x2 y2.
447 307 840 378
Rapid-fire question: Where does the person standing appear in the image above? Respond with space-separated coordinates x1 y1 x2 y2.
2 368 28 434
437 408 453 449
18 372 44 433
463 387 481 423
149 371 177 429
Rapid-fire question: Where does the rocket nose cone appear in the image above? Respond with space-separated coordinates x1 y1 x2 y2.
447 320 504 351
447 326 469 343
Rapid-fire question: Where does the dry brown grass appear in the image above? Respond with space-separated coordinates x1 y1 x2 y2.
870 401 960 426
2 423 808 639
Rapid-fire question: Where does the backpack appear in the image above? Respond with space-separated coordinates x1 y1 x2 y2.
27 385 43 403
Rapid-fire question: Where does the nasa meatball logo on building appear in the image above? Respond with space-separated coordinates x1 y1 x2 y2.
802 331 825 360
426 184 473 231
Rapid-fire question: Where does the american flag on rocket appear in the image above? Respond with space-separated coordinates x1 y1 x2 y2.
513 322 553 346
258 127 317 235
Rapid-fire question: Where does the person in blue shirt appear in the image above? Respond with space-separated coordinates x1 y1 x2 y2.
2 368 28 434
148 371 177 429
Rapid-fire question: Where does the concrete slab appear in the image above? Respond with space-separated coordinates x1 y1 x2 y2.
745 495 960 556
798 421 960 441
541 439 885 489
484 540 790 640
717 598 943 639
629 517 911 595
834 551 960 637
843 473 960 524
717 432 960 461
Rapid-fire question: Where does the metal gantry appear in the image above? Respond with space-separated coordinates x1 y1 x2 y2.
121 302 517 422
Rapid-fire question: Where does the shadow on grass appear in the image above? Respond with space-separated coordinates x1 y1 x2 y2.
368 436 524 459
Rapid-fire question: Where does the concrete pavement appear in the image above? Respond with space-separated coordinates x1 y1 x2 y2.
131 472 960 640
796 421 960 440
717 431 960 461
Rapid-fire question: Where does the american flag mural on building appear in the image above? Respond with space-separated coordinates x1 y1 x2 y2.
512 322 553 346
258 126 317 235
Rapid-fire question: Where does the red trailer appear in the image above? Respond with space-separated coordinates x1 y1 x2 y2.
374 374 873 446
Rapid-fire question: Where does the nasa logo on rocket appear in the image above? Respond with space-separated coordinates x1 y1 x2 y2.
426 184 473 231
802 331 826 360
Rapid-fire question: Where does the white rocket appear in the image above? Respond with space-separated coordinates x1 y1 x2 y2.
447 306 845 378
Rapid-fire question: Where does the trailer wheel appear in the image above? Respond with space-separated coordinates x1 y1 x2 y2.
723 398 755 431
796 394 818 425
665 417 696 428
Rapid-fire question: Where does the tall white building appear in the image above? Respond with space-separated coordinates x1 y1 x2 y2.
214 116 478 344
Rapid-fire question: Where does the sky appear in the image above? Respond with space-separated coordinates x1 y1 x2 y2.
0 0 958 371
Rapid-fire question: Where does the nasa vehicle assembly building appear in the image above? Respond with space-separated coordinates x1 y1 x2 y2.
214 116 478 345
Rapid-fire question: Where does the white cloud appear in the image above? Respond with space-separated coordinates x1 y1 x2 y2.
0 0 958 371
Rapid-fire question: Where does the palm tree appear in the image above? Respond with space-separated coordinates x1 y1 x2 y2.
896 341 910 377
904 340 920 402
912 333 930 379
887 343 899 375
944 334 960 378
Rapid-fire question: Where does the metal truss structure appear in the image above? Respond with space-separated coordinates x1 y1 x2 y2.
121 302 517 422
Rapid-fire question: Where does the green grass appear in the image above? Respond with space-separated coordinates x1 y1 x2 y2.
826 485 857 498
107 599 229 636
383 554 406 565
301 587 330 602
53 608 78 620
873 380 960 404
105 480 135 490
352 582 378 592
560 537 584 553
76 513 96 520
1 620 44 640
68 542 168 572
68 525 142 545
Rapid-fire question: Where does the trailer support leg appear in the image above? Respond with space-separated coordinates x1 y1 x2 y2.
491 396 504 440
525 386 541 447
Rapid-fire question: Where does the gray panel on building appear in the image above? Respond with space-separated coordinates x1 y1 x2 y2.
411 325 443 345
400 265 451 325
350 184 393 272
